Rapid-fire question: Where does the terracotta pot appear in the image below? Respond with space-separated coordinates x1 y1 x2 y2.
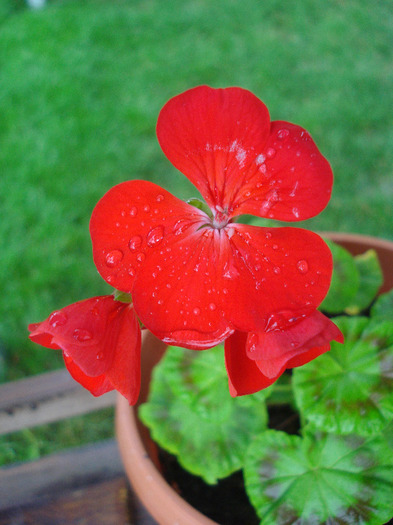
116 233 393 525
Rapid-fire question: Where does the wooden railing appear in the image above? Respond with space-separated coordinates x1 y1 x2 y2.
0 370 155 524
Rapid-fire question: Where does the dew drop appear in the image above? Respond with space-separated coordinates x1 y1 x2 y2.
265 232 272 239
297 260 309 274
49 311 68 328
272 244 278 250
129 206 138 217
129 235 143 252
156 194 164 202
260 189 279 214
292 207 300 218
105 250 123 268
96 352 104 360
147 225 165 247
173 219 190 236
193 307 201 315
255 153 266 165
143 204 151 213
209 303 216 311
128 267 136 277
273 266 281 274
136 253 145 263
73 329 93 342
266 147 276 158
277 129 289 140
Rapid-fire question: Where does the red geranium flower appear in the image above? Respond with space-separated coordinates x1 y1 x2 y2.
29 85 343 402
89 85 342 394
28 296 141 404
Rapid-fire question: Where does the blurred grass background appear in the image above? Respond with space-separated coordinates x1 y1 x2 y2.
0 0 392 462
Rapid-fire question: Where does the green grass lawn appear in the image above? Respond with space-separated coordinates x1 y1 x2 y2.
0 0 392 462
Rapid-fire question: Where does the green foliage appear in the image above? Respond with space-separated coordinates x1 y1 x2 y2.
293 316 393 436
139 345 269 484
320 240 360 314
371 288 393 324
321 242 382 315
244 430 393 525
345 250 383 315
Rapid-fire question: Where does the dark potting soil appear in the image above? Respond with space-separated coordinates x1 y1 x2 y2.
157 404 300 525
158 448 259 525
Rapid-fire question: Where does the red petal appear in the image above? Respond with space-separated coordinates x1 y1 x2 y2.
28 296 141 404
224 331 279 396
157 86 332 221
248 310 343 378
233 121 333 221
219 225 333 332
63 354 114 397
156 85 271 215
90 180 208 294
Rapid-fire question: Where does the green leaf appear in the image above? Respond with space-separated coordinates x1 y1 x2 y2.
371 288 393 324
139 345 269 484
293 316 393 435
345 250 383 315
320 240 360 314
186 197 212 217
244 430 393 525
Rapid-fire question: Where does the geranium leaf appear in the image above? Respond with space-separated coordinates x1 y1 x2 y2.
320 240 359 314
293 316 393 435
371 288 393 324
139 345 269 484
345 249 383 315
244 430 393 525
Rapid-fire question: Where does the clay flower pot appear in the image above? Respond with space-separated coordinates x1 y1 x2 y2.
116 233 393 525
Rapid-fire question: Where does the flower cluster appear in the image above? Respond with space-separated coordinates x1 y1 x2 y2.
29 86 343 404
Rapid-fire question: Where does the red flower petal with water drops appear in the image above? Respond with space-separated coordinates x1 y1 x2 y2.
247 310 344 378
90 180 208 294
28 296 141 404
157 86 333 222
225 311 343 396
91 179 332 347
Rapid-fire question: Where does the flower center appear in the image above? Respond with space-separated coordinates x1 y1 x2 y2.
212 207 229 229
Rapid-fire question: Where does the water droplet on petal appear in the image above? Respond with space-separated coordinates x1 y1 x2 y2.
96 351 104 360
297 260 309 274
193 307 200 315
129 235 143 252
273 266 281 274
266 147 276 158
143 204 151 213
147 225 164 247
277 129 289 140
260 189 279 215
265 232 272 239
73 329 93 342
223 260 240 280
136 253 145 263
128 267 136 277
173 219 190 236
105 250 123 268
255 153 266 165
292 207 300 218
49 311 68 327
156 194 164 202
129 206 138 217
209 303 216 311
